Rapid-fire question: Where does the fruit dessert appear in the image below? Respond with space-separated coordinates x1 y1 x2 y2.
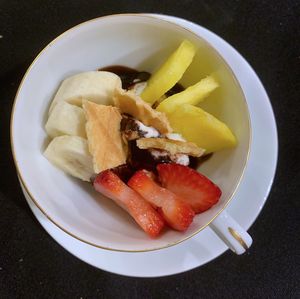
44 40 236 237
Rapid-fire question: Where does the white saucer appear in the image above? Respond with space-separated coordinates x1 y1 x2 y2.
21 14 278 277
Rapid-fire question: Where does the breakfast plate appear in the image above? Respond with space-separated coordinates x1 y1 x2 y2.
19 14 277 277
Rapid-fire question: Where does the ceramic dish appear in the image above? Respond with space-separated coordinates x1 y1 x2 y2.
20 14 278 277
12 14 259 253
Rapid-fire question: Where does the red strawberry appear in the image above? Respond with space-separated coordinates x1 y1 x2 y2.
128 170 195 231
93 170 164 238
157 164 221 213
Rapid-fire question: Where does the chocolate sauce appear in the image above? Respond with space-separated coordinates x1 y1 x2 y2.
111 143 212 182
128 141 211 173
189 153 213 170
99 65 210 175
165 83 185 97
110 164 135 183
127 141 172 173
99 65 184 95
120 115 141 140
99 65 150 90
152 82 185 108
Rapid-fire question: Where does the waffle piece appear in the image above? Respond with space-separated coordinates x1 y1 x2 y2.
136 138 205 157
83 100 127 173
113 88 172 134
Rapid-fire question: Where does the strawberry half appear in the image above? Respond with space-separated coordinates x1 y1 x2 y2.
128 170 195 231
157 163 221 213
93 170 164 238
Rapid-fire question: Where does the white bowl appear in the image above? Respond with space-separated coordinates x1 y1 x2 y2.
11 14 251 252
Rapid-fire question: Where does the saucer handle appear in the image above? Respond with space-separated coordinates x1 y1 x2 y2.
210 211 252 254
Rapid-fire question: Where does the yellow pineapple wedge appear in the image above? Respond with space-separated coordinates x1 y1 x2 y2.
156 75 219 114
167 104 237 153
141 40 196 104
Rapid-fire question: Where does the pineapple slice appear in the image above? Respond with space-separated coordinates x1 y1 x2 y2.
141 40 196 104
167 104 236 153
156 75 219 114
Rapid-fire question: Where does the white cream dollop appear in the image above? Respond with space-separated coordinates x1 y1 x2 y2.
171 154 190 166
135 120 160 138
165 133 186 141
165 133 189 165
149 149 169 159
131 82 147 96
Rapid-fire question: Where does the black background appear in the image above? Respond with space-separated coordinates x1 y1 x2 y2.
0 1 299 298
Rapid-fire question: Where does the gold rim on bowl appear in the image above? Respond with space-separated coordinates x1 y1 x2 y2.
10 13 252 252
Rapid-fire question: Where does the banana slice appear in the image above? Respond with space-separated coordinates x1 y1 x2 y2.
49 71 122 114
44 136 94 181
45 102 86 138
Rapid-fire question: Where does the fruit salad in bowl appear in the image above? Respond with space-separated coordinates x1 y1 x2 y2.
44 40 236 237
11 14 251 252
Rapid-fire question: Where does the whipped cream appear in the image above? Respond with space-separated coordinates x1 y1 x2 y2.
171 154 190 166
135 120 160 138
165 133 186 141
131 81 147 96
165 133 189 165
149 149 189 166
149 149 169 159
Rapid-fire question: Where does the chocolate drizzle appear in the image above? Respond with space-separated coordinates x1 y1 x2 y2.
98 65 210 179
99 65 150 90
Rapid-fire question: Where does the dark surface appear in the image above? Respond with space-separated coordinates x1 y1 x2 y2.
0 1 299 298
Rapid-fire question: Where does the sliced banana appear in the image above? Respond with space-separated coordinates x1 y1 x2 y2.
44 136 94 181
45 102 86 138
49 71 122 114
